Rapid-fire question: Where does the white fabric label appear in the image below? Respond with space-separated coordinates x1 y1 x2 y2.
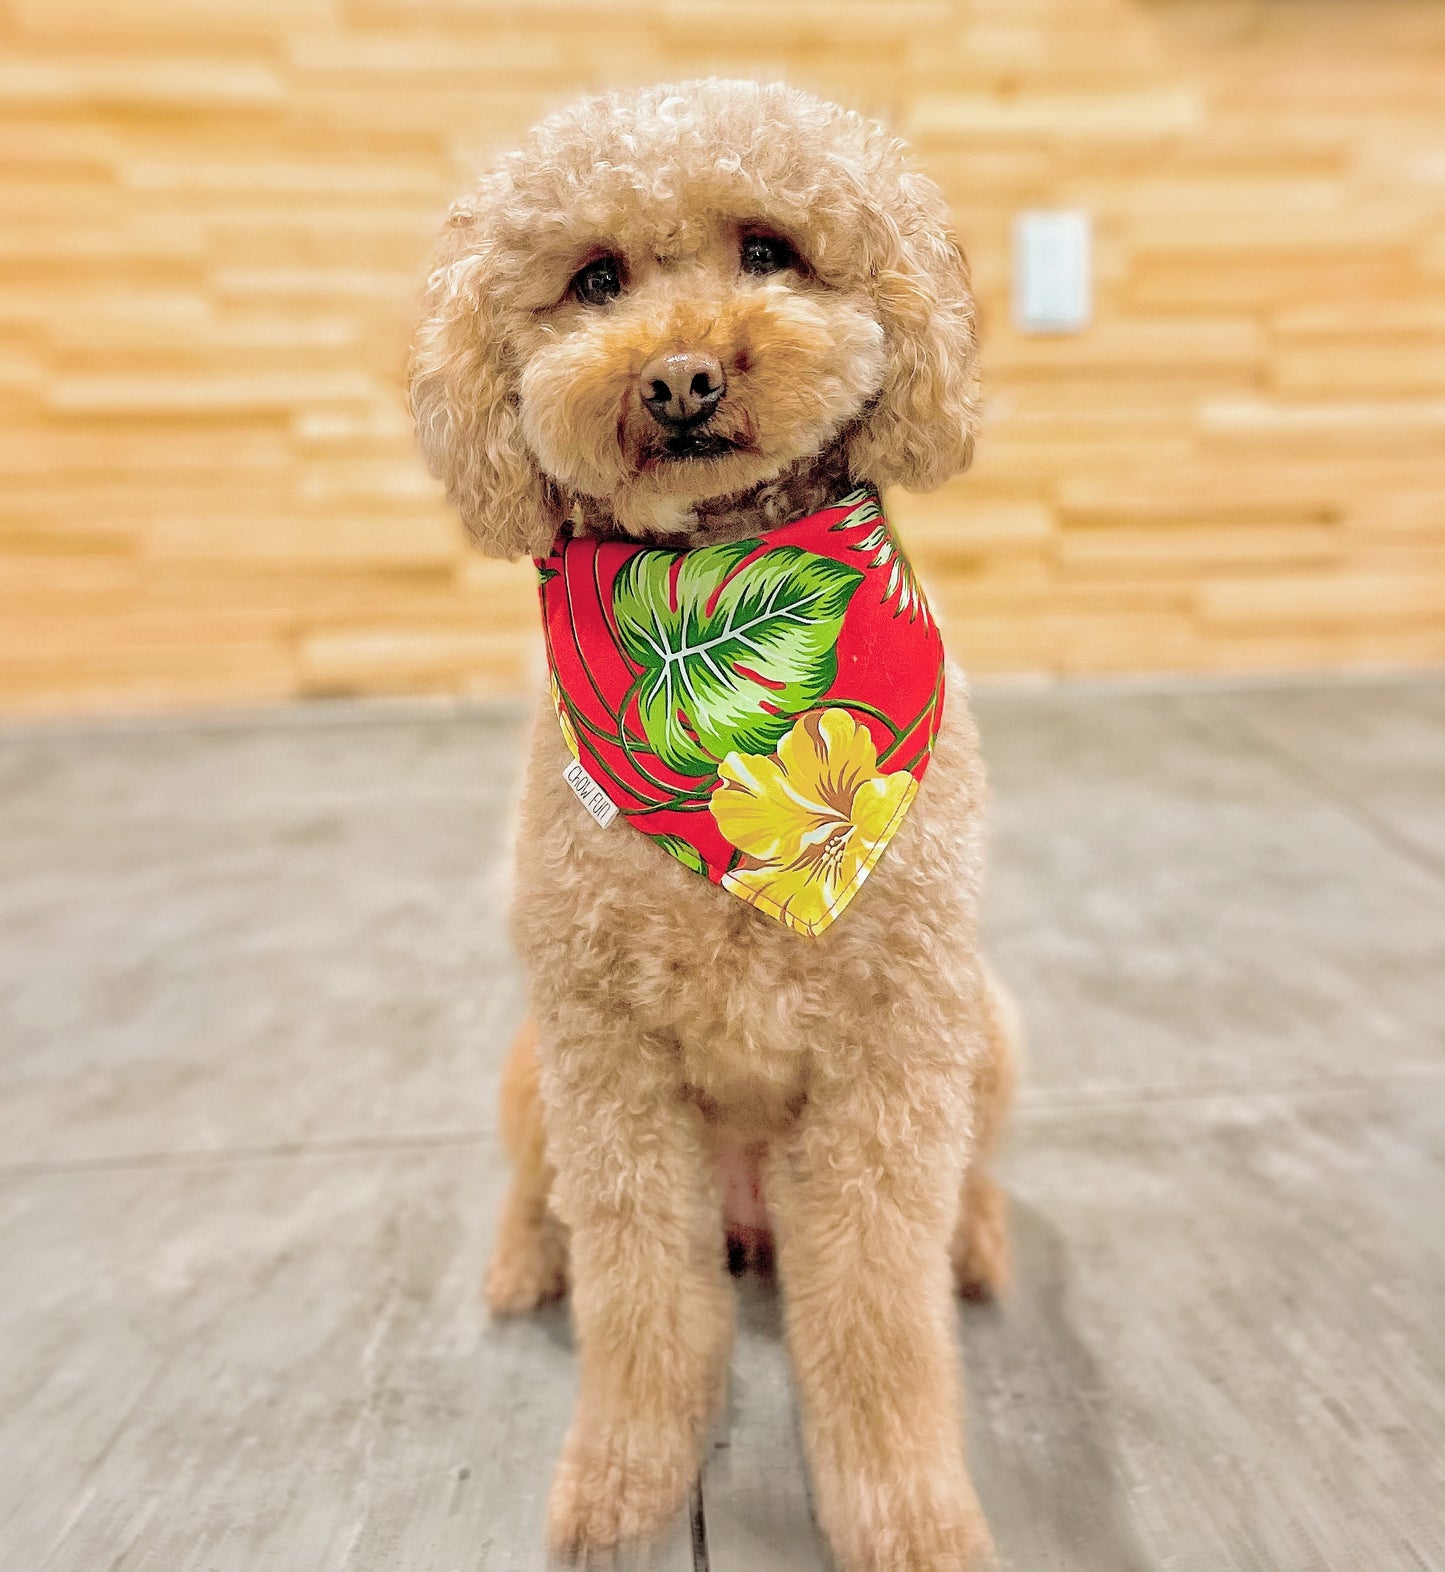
562 760 619 828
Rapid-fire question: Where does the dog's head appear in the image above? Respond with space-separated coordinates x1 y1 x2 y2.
409 80 979 556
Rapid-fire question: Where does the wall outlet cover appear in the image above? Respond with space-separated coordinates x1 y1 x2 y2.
1014 210 1092 334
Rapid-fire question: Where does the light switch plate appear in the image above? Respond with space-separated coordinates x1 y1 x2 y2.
1014 210 1092 334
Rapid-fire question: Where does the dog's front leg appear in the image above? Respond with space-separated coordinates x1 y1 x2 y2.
771 1069 990 1572
539 1012 733 1559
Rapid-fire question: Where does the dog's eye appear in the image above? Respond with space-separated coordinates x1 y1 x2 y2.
570 254 624 307
740 232 798 277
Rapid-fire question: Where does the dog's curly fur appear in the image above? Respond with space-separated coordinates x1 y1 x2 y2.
410 80 1017 1571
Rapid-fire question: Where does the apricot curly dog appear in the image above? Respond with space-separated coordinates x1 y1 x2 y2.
410 79 1018 1571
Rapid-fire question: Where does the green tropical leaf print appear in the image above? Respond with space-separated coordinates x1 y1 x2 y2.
612 538 863 776
830 490 932 627
833 485 876 515
648 832 708 876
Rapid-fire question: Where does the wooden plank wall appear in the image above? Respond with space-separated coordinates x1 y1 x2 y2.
2 0 1443 714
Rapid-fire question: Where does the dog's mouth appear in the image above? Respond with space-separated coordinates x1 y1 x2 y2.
657 429 741 462
621 397 761 477
639 417 759 473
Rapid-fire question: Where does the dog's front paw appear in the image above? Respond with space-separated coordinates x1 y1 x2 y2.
547 1418 696 1560
483 1231 566 1317
824 1469 992 1572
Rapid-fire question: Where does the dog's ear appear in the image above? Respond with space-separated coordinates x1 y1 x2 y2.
846 170 981 494
408 187 564 560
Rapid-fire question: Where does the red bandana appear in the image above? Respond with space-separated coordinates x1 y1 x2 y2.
536 488 945 938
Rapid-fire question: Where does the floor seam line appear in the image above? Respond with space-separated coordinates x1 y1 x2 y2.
1016 1066 1445 1114
0 1129 494 1178
689 1477 711 1572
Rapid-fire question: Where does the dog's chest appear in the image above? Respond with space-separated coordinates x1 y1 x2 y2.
514 682 985 1126
666 951 811 1128
519 728 844 1105
606 858 820 1122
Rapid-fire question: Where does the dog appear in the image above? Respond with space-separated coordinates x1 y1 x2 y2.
409 79 1017 1571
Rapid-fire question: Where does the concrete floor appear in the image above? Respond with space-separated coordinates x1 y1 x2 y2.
1 677 1442 1572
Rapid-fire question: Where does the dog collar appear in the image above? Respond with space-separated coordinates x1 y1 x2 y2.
535 487 945 939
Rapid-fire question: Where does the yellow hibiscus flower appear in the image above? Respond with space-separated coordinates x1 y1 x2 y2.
710 708 917 938
549 672 580 760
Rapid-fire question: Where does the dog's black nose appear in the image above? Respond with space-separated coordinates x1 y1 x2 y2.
639 351 725 428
